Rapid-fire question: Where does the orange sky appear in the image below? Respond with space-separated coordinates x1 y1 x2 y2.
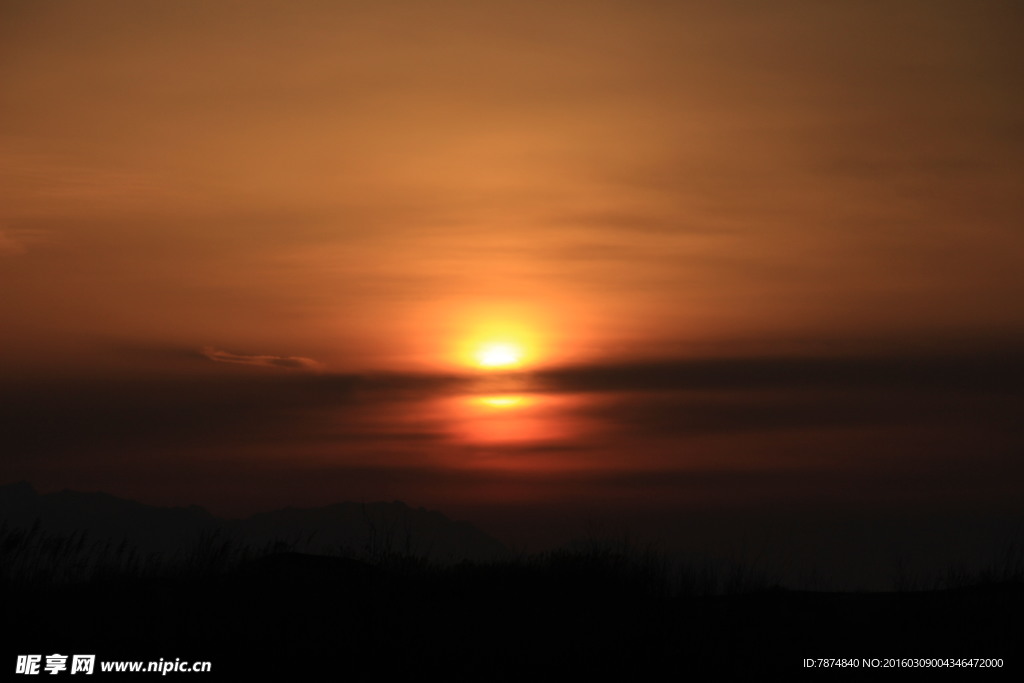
3 0 1022 377
3 1 1024 586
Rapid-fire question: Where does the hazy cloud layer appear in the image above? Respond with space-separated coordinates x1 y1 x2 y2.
4 351 1021 465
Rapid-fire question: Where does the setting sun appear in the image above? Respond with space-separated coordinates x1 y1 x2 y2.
476 343 523 369
441 303 559 371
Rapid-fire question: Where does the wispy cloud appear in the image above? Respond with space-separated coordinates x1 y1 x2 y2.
201 346 324 372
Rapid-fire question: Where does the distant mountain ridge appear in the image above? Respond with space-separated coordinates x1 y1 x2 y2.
0 481 506 563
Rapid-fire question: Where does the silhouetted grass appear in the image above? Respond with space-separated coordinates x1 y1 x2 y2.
0 521 286 585
890 538 1024 592
7 517 1022 596
3 522 1022 677
1 518 787 610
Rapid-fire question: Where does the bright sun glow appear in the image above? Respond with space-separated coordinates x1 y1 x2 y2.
447 305 548 370
474 395 529 408
476 343 523 369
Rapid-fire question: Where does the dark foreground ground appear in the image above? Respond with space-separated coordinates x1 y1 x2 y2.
5 548 1020 678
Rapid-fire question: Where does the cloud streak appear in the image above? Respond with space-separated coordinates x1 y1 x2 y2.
201 346 324 372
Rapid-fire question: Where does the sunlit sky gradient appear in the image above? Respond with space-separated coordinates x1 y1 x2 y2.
3 1 1023 587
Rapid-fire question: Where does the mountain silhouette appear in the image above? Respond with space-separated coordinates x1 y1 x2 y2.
0 481 506 563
